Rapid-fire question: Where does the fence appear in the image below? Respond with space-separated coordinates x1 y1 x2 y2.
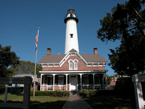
132 74 145 109
0 76 32 109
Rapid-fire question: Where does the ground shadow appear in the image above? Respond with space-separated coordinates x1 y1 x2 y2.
0 99 66 109
81 94 132 109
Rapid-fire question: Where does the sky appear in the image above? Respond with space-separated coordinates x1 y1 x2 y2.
0 0 131 76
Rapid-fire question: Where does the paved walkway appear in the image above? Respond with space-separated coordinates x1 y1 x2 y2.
61 94 94 109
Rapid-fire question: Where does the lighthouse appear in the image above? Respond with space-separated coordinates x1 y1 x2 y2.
64 8 79 54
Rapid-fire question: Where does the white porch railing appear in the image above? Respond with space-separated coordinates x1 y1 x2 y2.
47 85 53 90
40 85 66 91
40 85 46 91
58 85 66 91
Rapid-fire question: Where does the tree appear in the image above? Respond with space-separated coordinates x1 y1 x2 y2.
106 75 112 84
10 61 42 78
97 0 145 76
97 1 145 108
0 44 19 77
31 64 42 78
97 0 145 43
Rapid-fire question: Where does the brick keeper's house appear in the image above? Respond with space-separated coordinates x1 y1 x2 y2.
39 8 108 92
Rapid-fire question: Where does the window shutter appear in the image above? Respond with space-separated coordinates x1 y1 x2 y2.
89 75 93 84
42 76 43 84
82 75 83 84
55 75 58 85
51 76 53 85
48 77 50 85
64 75 66 85
100 74 102 84
68 75 69 83
78 75 80 84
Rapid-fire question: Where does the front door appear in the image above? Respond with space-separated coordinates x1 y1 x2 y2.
70 75 77 91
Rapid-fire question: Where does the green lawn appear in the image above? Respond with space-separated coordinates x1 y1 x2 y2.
0 93 68 109
81 94 132 109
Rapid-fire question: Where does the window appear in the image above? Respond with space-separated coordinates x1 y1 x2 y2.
68 59 78 70
74 61 78 70
58 76 64 85
95 75 100 84
83 75 89 85
70 34 73 38
69 61 73 70
47 76 53 85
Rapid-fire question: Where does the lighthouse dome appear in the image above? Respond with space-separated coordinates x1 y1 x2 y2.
64 8 78 24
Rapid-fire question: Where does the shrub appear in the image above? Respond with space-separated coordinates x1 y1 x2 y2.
79 89 97 96
62 91 70 96
56 90 63 97
88 90 96 96
0 84 5 94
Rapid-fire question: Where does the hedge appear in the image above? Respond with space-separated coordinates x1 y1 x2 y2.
19 90 70 97
79 89 97 96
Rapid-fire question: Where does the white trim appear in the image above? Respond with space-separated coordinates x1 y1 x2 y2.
87 62 107 64
42 75 44 91
87 65 105 67
52 74 56 91
80 74 82 90
59 52 88 67
68 60 73 70
76 53 87 64
65 74 68 91
39 70 107 73
74 59 78 70
60 53 70 66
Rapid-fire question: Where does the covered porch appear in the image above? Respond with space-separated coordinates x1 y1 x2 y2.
39 70 108 91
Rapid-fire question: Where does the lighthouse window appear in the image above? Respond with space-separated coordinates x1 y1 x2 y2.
70 34 73 38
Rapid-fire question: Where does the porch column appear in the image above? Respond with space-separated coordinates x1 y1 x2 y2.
43 75 45 91
40 74 43 91
105 74 107 89
65 74 68 91
80 74 82 90
102 74 104 89
53 74 56 91
93 74 95 90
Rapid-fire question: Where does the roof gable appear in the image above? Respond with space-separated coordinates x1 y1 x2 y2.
69 49 77 52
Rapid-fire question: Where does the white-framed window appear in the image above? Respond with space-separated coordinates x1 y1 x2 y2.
74 60 78 70
69 60 73 70
68 59 78 70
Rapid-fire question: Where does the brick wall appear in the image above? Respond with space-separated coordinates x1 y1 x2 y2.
42 56 104 71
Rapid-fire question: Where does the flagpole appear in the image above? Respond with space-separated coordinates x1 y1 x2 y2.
33 27 39 97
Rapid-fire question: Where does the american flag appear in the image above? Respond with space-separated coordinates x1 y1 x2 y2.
35 28 39 48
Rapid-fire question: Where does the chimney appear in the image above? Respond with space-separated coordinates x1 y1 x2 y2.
94 48 98 54
47 48 51 55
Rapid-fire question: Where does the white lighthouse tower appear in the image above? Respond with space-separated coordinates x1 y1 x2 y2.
64 8 79 54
